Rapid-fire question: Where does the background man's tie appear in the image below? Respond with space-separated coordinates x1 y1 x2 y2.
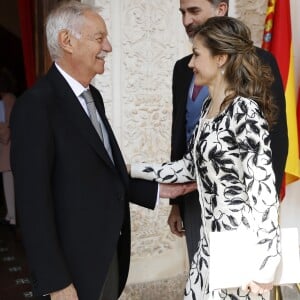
192 84 202 101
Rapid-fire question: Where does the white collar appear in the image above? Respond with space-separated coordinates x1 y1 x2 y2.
55 63 89 97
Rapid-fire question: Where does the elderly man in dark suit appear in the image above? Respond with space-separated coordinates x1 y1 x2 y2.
168 0 288 263
10 2 195 300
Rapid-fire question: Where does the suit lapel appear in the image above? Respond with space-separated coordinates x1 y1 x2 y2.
90 86 129 181
47 65 116 170
174 54 194 142
179 54 194 119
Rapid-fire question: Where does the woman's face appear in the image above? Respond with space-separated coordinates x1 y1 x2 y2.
188 36 221 87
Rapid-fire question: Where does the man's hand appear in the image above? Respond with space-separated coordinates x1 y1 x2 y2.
50 284 78 300
159 182 197 199
168 204 185 237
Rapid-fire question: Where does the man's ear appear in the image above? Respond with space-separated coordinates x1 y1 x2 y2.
58 30 73 54
216 2 228 16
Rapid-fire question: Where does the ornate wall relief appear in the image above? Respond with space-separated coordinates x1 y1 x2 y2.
118 0 189 287
233 0 268 46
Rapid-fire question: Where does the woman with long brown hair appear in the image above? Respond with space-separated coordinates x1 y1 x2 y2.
129 16 280 300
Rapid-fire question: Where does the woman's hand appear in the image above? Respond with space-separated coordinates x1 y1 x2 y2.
242 281 273 295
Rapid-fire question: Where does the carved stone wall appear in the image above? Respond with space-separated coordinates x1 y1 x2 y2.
83 1 269 299
233 0 268 46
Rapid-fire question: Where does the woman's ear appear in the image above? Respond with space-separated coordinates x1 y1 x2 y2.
217 53 228 68
58 30 73 54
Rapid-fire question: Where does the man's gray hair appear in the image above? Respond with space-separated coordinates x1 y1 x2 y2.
46 0 101 61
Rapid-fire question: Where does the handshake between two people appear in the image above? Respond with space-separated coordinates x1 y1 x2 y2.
159 181 197 199
126 164 197 199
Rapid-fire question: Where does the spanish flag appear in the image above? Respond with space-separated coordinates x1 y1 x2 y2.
262 0 300 198
298 88 300 157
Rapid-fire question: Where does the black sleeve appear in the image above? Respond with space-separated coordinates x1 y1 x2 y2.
170 60 186 206
256 48 288 194
10 91 72 296
128 178 158 210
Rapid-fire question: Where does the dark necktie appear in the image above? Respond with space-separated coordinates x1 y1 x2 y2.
192 84 202 101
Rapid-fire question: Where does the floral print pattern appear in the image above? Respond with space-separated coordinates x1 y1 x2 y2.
131 96 280 300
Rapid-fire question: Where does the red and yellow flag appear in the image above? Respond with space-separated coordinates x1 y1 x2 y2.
298 88 300 158
262 0 300 199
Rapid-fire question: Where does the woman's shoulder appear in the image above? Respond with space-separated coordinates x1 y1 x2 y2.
233 96 258 106
231 96 260 113
228 96 267 130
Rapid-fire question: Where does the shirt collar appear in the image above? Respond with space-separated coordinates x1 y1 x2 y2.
55 63 88 97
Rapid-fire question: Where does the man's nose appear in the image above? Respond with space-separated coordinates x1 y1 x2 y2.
103 38 112 52
182 13 193 27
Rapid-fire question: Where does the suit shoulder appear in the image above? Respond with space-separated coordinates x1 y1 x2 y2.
17 77 53 107
174 54 193 68
254 46 276 64
13 77 55 122
173 54 193 79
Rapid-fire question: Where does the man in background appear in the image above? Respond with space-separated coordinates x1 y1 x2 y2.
168 0 288 263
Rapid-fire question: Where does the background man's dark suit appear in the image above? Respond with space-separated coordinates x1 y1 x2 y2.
170 47 288 261
10 64 158 299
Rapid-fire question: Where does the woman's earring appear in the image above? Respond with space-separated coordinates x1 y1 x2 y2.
221 68 225 75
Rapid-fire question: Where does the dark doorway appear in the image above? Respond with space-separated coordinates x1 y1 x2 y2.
0 2 31 299
0 0 26 97
0 2 65 299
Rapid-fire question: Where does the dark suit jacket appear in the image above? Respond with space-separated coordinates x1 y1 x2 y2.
10 64 158 299
171 48 288 208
